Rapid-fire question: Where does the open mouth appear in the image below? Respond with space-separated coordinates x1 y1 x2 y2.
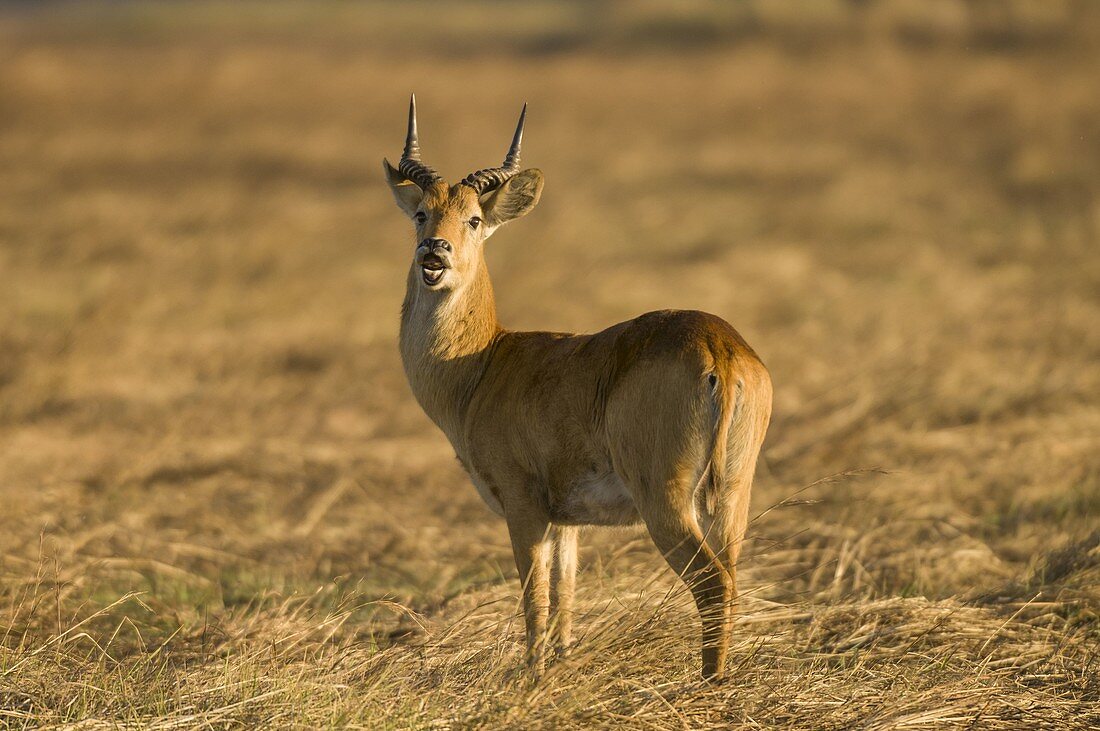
420 253 447 286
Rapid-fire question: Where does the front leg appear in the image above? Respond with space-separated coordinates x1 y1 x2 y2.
505 509 552 678
549 525 578 656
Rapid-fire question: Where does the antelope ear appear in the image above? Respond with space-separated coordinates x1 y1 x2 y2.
383 159 424 218
479 169 544 229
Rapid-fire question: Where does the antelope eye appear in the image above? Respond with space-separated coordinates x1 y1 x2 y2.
469 216 482 230
414 212 427 225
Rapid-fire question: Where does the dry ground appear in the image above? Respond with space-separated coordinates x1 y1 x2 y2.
1 1 1099 728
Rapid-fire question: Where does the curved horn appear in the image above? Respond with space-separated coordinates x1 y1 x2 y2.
502 102 525 171
460 103 527 194
398 94 442 188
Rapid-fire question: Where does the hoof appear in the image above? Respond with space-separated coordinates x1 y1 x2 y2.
633 679 713 701
701 669 728 686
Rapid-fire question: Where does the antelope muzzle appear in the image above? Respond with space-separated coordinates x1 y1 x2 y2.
417 238 451 287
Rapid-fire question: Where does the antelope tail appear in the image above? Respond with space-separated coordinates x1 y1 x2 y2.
703 361 768 564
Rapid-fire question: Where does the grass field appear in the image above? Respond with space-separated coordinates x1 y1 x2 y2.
1 1 1099 728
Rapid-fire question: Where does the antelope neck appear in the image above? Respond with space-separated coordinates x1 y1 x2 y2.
398 260 501 446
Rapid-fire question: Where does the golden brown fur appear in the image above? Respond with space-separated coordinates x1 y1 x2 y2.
386 146 772 681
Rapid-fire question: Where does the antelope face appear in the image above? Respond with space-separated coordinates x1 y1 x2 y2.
406 184 483 291
384 96 544 293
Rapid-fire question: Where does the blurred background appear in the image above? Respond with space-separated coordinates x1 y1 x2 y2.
1 1 1098 727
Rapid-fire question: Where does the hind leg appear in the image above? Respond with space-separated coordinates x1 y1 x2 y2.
639 484 734 681
697 476 752 622
603 358 737 679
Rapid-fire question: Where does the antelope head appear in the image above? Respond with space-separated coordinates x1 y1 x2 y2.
383 96 544 293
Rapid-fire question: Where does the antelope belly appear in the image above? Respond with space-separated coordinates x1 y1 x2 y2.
555 472 640 526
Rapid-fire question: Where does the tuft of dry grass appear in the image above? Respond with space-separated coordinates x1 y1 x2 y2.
1 1 1099 727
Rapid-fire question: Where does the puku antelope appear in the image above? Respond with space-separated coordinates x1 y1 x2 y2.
383 96 772 681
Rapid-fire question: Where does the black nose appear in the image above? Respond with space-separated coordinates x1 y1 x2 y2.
421 238 451 253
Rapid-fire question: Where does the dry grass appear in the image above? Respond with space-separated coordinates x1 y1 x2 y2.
1 1 1099 728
